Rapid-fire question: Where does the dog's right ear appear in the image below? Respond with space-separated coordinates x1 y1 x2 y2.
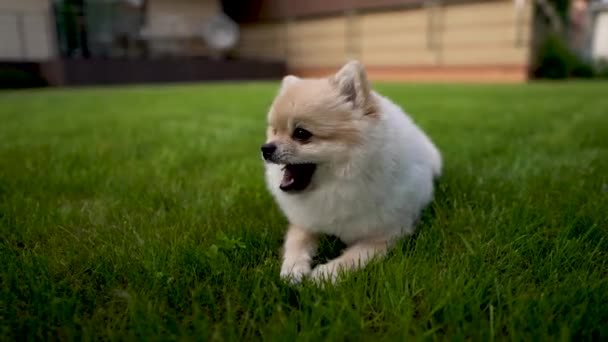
279 75 300 94
330 60 372 111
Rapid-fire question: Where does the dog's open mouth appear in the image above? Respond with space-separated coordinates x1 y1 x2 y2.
280 163 317 192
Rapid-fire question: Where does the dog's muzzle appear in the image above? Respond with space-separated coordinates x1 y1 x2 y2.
261 143 277 161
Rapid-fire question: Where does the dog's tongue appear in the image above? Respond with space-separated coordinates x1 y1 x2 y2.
281 167 295 188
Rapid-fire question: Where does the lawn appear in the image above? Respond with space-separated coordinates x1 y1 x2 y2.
0 82 607 340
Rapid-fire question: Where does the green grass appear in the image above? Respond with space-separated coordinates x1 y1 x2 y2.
1 82 607 341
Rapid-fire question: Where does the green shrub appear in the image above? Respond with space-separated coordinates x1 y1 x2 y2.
595 59 608 79
533 34 597 79
0 67 48 89
570 61 595 78
534 35 572 79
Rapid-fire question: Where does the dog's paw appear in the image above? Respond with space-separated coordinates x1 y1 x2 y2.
280 261 311 284
310 262 341 284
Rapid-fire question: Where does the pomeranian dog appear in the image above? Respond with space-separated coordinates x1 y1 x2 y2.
262 61 442 284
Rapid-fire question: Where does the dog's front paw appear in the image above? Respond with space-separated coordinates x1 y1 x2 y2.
311 262 341 284
280 261 311 284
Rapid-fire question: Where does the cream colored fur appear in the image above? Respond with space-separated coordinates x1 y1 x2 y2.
263 61 442 284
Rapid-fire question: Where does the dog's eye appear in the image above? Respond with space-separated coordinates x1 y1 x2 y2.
292 128 313 141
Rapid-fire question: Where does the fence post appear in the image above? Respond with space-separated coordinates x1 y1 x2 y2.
16 11 28 59
345 8 360 61
425 0 442 65
47 6 60 59
515 0 525 47
284 19 289 61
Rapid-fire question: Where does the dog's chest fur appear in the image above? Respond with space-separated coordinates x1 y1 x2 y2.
267 163 412 243
265 95 440 244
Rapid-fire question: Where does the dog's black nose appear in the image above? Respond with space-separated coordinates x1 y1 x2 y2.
261 143 277 160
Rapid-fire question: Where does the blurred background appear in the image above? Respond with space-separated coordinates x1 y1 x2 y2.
1 0 607 88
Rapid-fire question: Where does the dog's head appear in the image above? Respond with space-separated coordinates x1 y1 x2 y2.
261 61 378 192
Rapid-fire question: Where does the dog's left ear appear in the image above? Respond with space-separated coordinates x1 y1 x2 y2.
279 75 300 93
331 60 372 110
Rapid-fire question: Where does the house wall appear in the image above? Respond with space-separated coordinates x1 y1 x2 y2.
235 0 534 82
0 0 56 61
591 8 608 61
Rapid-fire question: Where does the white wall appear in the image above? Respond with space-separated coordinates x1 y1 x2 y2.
591 10 608 61
0 0 56 61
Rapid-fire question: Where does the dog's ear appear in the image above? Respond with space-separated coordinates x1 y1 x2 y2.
330 60 372 110
279 75 300 93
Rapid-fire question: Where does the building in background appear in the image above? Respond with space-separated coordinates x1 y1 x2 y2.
226 0 534 82
0 0 284 86
0 0 605 86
